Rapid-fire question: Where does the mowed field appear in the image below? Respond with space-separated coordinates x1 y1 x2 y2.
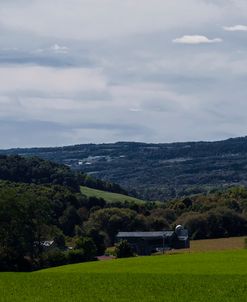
168 236 246 254
1 249 247 302
80 186 145 204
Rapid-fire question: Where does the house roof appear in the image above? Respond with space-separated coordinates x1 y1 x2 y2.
42 240 54 247
116 231 174 238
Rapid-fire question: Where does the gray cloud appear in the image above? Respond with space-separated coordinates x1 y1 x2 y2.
0 119 153 148
0 0 247 147
0 46 94 68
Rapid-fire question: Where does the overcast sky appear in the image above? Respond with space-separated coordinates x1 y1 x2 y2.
0 0 247 148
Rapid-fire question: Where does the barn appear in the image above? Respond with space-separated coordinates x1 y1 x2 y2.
116 225 189 255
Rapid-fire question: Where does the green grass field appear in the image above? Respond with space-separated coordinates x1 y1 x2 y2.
1 250 247 301
80 186 145 204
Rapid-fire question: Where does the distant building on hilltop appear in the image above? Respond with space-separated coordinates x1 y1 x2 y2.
116 225 189 255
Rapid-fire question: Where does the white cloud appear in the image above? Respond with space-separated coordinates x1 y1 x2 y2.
129 108 142 112
50 44 69 54
223 25 247 31
173 35 223 44
33 44 69 55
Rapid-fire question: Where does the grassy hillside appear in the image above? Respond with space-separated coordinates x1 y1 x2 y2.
80 185 145 204
40 249 247 274
1 250 247 301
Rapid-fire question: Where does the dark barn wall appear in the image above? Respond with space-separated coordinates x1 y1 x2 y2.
116 232 190 255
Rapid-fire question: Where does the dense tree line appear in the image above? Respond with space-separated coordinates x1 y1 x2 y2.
1 156 247 271
0 180 159 271
2 178 247 272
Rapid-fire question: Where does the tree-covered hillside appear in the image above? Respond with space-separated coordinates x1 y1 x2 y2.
0 155 127 195
2 136 247 200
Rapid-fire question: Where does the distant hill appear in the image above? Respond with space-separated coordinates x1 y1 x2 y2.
2 136 247 200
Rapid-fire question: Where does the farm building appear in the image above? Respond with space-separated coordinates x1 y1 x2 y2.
116 225 189 255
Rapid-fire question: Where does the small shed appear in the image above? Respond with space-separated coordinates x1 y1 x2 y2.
116 226 189 255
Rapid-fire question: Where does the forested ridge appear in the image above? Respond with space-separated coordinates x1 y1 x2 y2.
2 136 247 200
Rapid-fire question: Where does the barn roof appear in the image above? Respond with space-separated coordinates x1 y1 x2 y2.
116 231 174 238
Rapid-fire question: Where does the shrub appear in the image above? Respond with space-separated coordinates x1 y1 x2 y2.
42 248 68 268
105 246 116 256
54 233 66 250
244 238 247 249
116 240 134 258
67 249 85 264
75 237 97 260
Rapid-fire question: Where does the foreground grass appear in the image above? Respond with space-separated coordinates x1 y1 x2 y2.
1 274 246 302
80 186 145 204
0 250 247 301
